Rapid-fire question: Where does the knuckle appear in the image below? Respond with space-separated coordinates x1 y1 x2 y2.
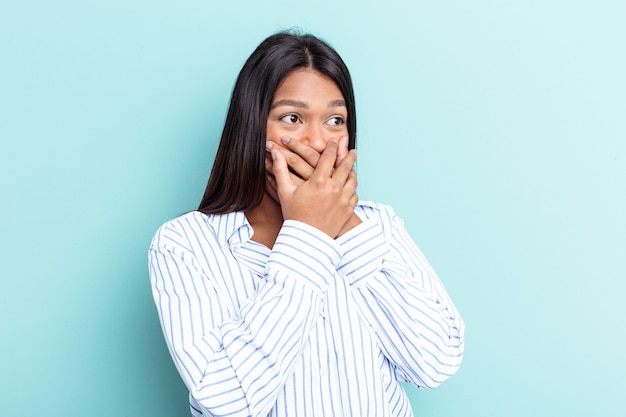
286 155 298 166
312 176 325 187
304 152 318 165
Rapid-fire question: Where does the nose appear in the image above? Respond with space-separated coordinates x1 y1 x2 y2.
301 124 329 153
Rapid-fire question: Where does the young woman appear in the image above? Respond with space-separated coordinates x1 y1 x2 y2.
149 31 464 417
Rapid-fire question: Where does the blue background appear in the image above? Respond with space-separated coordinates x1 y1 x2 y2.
1 1 624 416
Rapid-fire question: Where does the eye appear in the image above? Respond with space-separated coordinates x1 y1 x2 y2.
280 114 301 124
326 116 345 126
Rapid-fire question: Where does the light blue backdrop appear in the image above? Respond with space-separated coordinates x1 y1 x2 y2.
1 1 624 416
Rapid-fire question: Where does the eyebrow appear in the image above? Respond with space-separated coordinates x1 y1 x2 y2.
271 99 346 109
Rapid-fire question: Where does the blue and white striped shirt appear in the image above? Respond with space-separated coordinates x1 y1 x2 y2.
148 201 464 417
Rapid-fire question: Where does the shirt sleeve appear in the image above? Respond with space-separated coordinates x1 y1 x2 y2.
149 219 341 417
336 205 465 389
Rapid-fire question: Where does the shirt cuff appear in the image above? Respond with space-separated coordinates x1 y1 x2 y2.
336 219 390 286
266 220 342 295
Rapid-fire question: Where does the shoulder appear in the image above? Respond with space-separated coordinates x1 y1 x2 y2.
355 200 407 241
150 211 215 252
356 200 401 226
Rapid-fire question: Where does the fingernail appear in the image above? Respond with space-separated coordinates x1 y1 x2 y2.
265 142 273 150
271 150 277 160
331 137 338 144
281 136 291 144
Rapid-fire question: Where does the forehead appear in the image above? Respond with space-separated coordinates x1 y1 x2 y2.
273 68 345 103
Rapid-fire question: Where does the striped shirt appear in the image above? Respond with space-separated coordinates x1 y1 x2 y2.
148 201 464 417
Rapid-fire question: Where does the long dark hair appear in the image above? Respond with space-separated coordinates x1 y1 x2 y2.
198 31 357 214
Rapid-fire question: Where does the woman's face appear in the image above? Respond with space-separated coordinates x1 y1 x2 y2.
267 68 348 153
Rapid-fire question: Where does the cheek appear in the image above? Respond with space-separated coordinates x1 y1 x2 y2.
265 121 282 142
266 121 293 145
265 133 283 147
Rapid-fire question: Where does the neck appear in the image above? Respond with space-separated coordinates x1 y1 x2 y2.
245 192 284 249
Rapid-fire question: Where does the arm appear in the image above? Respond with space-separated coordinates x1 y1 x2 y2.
149 219 341 417
269 138 464 386
336 205 465 389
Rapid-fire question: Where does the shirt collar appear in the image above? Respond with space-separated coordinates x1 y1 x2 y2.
205 210 253 248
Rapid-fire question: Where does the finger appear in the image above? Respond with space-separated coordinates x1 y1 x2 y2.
345 168 358 191
267 146 306 185
335 135 349 166
287 168 306 186
349 191 359 209
270 150 295 197
311 138 339 179
281 136 321 168
285 154 314 180
340 170 358 203
269 139 315 180
331 148 357 183
265 152 273 174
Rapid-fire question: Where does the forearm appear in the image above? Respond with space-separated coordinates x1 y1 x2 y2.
350 267 465 388
196 275 323 417
149 220 341 417
337 208 465 388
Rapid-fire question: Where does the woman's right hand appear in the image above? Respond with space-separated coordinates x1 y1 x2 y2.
264 135 349 204
265 135 350 182
270 138 358 238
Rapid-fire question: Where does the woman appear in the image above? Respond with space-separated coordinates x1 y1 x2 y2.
149 31 464 417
